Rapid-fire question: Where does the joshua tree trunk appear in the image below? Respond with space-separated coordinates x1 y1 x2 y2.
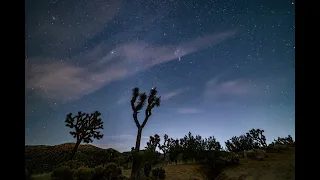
70 140 81 160
129 87 161 180
130 128 143 179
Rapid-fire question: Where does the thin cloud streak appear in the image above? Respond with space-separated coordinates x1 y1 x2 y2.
176 108 204 114
204 77 250 99
161 89 184 101
26 30 236 102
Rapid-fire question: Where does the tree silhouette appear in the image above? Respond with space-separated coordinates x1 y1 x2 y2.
144 134 161 167
225 128 267 152
159 134 170 161
130 87 161 179
225 134 256 152
246 128 267 148
167 138 182 164
273 135 294 145
145 134 161 152
65 111 104 160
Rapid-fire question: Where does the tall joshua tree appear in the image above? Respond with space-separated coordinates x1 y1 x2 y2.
65 111 104 160
130 87 161 179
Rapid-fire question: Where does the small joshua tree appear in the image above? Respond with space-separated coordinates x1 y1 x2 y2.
65 111 104 160
146 134 161 152
159 134 170 161
225 134 256 152
273 135 294 145
130 87 161 180
246 128 267 148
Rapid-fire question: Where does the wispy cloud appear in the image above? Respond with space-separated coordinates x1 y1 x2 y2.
26 30 236 102
176 107 204 114
26 60 128 102
117 96 130 105
204 77 252 100
161 89 184 101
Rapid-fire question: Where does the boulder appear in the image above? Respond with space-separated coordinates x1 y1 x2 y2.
244 149 267 161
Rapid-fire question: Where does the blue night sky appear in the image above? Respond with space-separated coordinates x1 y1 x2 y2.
25 0 295 152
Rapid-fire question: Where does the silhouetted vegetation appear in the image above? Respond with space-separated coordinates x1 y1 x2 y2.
272 135 294 146
51 166 74 180
25 87 295 180
158 134 169 161
225 128 267 153
74 166 94 180
49 163 124 180
130 87 161 179
151 167 166 179
26 130 294 180
25 143 120 174
65 111 104 160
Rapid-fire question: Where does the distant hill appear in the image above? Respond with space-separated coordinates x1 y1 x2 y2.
25 143 121 174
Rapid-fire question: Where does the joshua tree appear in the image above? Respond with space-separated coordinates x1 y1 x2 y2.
273 135 294 145
130 87 161 179
246 128 267 148
225 134 256 152
145 134 161 152
65 111 104 160
159 134 170 161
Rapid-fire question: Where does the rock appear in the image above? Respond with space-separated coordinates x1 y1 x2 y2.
244 149 267 161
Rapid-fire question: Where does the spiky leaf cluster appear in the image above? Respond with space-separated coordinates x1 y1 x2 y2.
65 111 104 143
145 134 160 152
246 128 267 147
130 87 161 129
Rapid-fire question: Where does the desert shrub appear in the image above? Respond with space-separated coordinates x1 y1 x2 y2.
200 151 240 180
114 156 127 167
122 163 129 169
219 152 240 166
225 134 256 152
225 129 267 153
235 151 245 158
51 166 74 180
266 143 288 153
244 149 267 161
105 162 122 180
116 175 129 180
92 165 107 180
143 149 161 166
273 135 294 146
143 163 152 177
151 167 165 179
58 160 86 170
74 167 94 180
267 135 294 153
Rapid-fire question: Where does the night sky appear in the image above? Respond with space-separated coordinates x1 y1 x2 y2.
25 0 295 152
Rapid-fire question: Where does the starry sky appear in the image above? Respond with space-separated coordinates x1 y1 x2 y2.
25 0 295 152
